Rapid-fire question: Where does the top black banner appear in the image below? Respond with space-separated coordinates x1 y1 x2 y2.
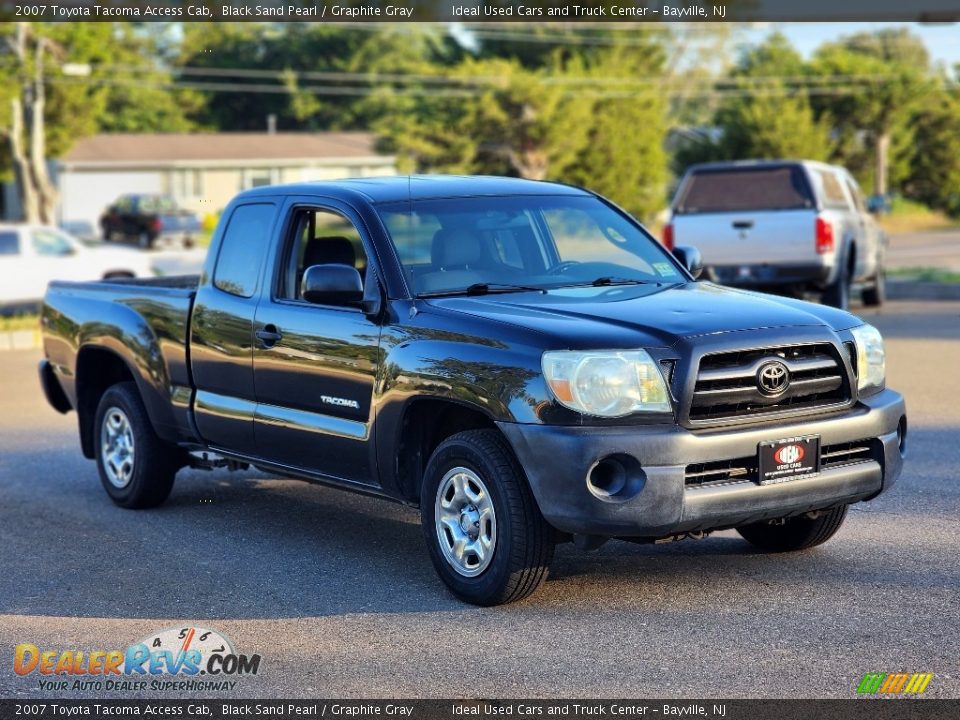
1 0 959 22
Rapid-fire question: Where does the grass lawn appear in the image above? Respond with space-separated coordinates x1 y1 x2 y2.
878 198 960 235
888 267 960 283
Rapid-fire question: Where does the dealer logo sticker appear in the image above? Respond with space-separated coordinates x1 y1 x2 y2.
774 444 804 465
13 626 261 693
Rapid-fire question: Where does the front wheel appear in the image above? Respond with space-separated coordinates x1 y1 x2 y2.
737 505 848 552
420 429 555 606
94 382 179 508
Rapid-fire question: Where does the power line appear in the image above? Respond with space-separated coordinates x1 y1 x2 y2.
48 74 901 101
85 62 915 89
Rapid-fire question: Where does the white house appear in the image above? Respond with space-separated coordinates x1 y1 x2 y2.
3 131 397 228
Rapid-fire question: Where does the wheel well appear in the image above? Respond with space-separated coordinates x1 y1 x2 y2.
76 348 136 459
395 400 497 503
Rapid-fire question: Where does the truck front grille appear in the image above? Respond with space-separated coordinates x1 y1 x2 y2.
688 343 850 423
684 438 880 487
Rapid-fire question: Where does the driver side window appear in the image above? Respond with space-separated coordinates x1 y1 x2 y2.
279 208 368 301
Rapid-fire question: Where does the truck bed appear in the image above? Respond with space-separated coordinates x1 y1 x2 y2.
42 275 199 444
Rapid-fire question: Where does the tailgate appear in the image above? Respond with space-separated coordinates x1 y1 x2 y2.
673 209 818 265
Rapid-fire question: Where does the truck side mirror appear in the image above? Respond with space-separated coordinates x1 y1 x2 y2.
672 245 703 279
865 194 889 215
301 264 363 306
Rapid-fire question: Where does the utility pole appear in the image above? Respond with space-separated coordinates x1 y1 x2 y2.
875 131 890 198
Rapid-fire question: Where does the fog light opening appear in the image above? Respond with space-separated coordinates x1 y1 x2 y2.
586 454 646 502
897 415 907 455
588 459 627 497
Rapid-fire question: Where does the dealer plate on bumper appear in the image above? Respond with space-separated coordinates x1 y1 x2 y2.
758 435 820 485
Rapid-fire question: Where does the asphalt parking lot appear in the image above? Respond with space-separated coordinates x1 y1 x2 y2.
0 299 958 699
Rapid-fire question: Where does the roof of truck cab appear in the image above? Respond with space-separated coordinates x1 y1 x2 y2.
684 159 841 173
234 175 591 204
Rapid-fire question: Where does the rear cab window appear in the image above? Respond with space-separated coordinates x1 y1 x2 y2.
213 203 276 298
813 169 852 210
675 165 815 214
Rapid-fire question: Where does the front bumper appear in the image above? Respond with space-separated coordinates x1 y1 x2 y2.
498 389 906 538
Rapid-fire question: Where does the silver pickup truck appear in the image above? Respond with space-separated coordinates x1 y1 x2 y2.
664 160 886 310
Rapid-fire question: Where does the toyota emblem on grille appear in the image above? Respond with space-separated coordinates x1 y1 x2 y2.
757 360 790 396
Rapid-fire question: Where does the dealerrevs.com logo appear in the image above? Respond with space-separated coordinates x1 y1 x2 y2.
13 626 262 692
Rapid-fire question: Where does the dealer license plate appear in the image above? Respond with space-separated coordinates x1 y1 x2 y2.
758 436 820 485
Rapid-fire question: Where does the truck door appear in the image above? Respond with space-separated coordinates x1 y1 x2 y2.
251 201 381 486
190 201 277 451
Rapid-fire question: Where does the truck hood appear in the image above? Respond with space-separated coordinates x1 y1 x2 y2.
425 281 862 349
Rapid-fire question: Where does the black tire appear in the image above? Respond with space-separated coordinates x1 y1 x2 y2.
737 505 848 552
94 382 179 509
137 231 153 250
822 261 850 310
420 429 555 606
862 270 885 307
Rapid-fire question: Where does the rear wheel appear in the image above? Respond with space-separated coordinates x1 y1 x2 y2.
862 270 885 307
822 261 850 310
737 505 848 552
137 231 153 250
94 382 179 508
420 429 555 606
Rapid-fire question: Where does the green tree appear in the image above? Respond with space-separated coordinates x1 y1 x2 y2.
673 34 830 171
0 22 195 220
376 54 595 180
718 81 833 162
902 88 960 216
811 28 932 195
565 44 669 220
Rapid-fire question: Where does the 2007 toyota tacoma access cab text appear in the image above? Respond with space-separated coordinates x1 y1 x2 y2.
40 176 906 605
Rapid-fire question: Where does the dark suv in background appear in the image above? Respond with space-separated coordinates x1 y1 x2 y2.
100 194 202 250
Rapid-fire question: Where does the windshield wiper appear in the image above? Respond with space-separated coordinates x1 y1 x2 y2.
419 282 547 298
589 277 654 287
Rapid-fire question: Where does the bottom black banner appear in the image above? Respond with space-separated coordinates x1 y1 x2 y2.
0 700 957 720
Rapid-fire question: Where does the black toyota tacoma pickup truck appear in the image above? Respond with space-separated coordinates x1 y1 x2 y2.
40 176 906 605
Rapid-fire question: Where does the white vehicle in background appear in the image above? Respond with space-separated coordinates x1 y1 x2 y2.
663 160 886 309
0 224 155 309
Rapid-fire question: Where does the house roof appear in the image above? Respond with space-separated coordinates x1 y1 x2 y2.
61 132 391 166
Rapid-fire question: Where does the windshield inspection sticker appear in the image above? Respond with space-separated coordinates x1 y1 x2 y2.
653 262 679 276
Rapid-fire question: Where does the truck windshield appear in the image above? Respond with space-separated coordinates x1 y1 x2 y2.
674 166 815 214
379 195 683 297
138 196 181 214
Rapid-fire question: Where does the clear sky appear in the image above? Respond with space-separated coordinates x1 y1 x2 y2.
746 22 960 73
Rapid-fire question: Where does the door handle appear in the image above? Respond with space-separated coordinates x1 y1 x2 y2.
256 324 283 348
732 220 754 230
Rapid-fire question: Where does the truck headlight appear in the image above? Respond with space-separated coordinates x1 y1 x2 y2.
542 350 672 417
850 324 885 394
